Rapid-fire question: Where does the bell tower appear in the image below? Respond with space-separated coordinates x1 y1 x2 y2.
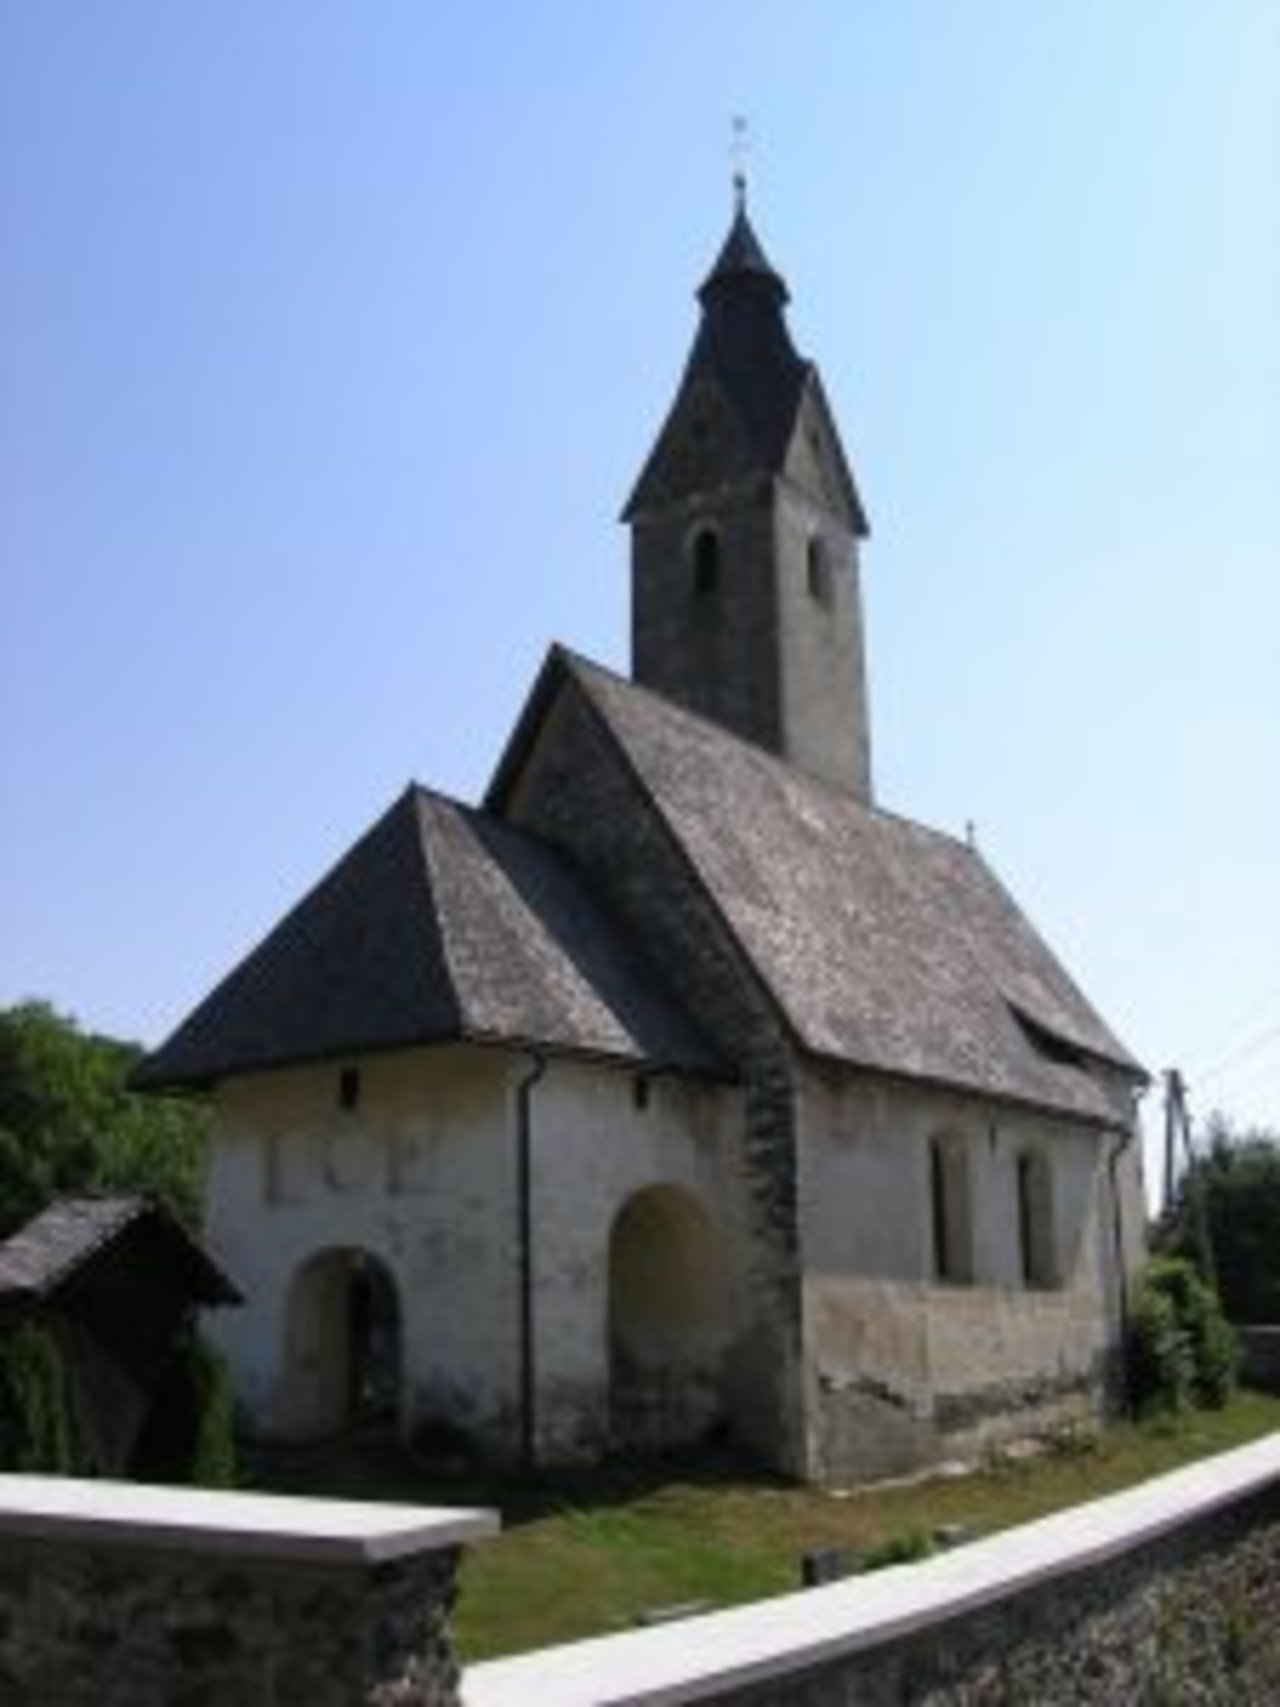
623 194 873 800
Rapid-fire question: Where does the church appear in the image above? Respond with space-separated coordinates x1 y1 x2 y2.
137 196 1148 1485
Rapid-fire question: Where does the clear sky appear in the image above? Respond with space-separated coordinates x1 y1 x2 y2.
3 4 1278 1188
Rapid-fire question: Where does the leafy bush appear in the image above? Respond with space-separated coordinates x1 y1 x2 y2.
860 1527 935 1571
1128 1278 1193 1415
187 1335 238 1489
1128 1256 1237 1414
129 1332 238 1488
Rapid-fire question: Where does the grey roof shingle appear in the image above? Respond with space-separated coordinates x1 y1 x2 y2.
0 1195 239 1306
500 651 1143 1126
135 787 723 1090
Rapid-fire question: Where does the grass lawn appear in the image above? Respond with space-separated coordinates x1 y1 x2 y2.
249 1391 1280 1662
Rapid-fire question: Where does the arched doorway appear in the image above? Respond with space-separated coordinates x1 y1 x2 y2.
608 1185 726 1454
277 1247 401 1441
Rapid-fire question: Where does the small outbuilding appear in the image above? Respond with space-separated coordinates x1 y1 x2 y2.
0 1193 240 1474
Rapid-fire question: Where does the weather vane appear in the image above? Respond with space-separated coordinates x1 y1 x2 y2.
731 114 750 212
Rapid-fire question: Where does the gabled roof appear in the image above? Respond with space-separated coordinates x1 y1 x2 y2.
0 1195 239 1309
135 786 723 1090
491 649 1144 1127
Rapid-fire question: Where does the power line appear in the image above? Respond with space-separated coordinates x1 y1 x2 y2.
1182 984 1280 1075
1195 1021 1280 1087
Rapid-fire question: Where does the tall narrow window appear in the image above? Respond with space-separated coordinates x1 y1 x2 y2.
691 525 720 594
930 1136 974 1284
806 534 832 605
1017 1150 1056 1288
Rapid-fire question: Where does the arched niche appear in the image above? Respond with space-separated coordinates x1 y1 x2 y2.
607 1184 726 1455
275 1247 401 1442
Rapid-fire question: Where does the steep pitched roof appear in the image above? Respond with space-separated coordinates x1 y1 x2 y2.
624 208 868 533
492 650 1143 1126
135 787 722 1090
700 205 791 299
0 1195 239 1308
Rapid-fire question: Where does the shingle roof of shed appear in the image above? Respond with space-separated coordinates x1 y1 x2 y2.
135 787 722 1090
496 650 1143 1126
0 1195 239 1306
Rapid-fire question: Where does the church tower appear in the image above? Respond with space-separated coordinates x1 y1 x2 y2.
624 195 874 800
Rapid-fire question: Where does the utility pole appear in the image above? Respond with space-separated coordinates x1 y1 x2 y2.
1165 1067 1217 1288
1162 1068 1179 1220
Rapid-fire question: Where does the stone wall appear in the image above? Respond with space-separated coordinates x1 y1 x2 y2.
0 1476 496 1707
465 1433 1280 1707
726 1478 1280 1706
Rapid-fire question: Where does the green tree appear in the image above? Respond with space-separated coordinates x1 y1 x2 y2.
0 1000 209 1236
1158 1113 1280 1326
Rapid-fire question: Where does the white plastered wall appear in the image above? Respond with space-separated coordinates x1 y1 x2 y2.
524 1061 743 1460
202 1043 743 1462
794 1067 1133 1480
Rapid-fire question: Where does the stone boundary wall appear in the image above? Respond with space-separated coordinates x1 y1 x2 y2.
0 1475 497 1706
1239 1325 1280 1393
465 1434 1280 1706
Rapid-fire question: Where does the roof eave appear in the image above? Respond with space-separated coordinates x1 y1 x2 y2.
136 1017 733 1098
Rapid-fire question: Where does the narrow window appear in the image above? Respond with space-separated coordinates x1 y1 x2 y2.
632 1074 650 1111
338 1066 361 1112
1017 1151 1056 1288
930 1136 974 1284
806 534 832 605
691 525 720 594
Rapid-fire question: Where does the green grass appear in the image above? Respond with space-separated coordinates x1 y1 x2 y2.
249 1392 1280 1662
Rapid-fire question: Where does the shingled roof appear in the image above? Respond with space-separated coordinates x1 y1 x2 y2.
135 786 723 1090
492 650 1144 1127
0 1195 239 1308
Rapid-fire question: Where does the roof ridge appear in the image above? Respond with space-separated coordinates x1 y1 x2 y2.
403 790 470 1040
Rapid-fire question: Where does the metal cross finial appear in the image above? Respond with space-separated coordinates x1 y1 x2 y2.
731 115 749 213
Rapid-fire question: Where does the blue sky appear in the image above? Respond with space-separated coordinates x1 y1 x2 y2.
3 4 1278 1183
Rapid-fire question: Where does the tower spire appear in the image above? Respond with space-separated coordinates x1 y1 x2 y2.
624 201 874 799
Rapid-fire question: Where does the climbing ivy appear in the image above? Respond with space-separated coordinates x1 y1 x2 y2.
0 1321 85 1474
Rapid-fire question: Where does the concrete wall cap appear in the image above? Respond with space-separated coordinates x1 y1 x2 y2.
464 1434 1280 1705
0 1475 499 1565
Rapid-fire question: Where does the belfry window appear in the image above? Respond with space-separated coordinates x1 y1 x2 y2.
807 534 833 605
691 525 720 594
